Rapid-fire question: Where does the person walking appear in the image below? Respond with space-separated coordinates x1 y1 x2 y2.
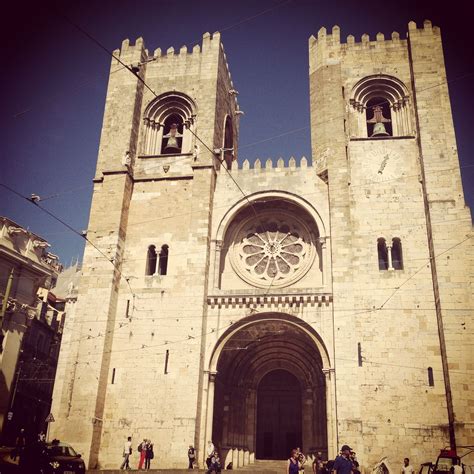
138 438 147 469
188 445 196 469
120 436 132 470
145 440 154 470
11 428 26 461
332 445 353 474
402 458 414 474
288 449 300 474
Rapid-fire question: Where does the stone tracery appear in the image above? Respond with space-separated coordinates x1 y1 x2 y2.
229 211 316 288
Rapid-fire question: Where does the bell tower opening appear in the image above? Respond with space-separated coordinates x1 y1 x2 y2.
256 370 302 460
366 97 392 137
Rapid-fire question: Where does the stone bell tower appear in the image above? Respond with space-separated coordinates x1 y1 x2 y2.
309 20 473 461
51 32 239 468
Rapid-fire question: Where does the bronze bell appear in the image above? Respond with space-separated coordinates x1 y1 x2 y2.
367 105 391 137
164 123 181 153
372 122 389 137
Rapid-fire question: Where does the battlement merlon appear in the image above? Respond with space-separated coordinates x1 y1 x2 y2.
309 20 440 73
109 32 238 108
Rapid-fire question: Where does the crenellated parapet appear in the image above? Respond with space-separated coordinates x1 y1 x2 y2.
309 20 439 71
231 156 311 172
111 32 238 110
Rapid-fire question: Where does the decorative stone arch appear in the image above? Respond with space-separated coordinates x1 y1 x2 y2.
349 74 412 137
208 312 331 371
141 91 197 155
202 312 337 467
216 192 327 244
212 192 329 291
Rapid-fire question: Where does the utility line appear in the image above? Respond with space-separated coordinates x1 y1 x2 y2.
0 182 137 310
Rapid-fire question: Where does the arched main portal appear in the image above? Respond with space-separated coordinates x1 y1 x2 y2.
210 316 328 463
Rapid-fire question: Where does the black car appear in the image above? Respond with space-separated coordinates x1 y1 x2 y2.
40 442 86 474
3 441 86 474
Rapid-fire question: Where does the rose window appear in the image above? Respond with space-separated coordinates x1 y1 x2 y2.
230 211 316 288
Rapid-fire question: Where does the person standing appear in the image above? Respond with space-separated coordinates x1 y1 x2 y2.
313 452 324 474
350 451 360 474
206 450 221 474
402 458 414 474
188 445 196 469
452 459 463 474
296 447 306 474
120 436 132 470
138 438 147 470
332 445 353 474
288 449 300 474
145 440 154 470
206 440 215 468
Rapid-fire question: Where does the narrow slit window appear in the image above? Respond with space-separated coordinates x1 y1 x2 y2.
391 238 403 270
164 349 169 374
377 238 388 270
146 245 157 275
223 116 234 170
125 299 130 318
111 368 116 384
428 367 434 386
357 342 363 367
158 245 169 276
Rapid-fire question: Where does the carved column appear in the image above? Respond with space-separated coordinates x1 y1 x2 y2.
323 368 337 458
213 240 223 289
318 236 327 287
204 371 218 461
387 244 394 271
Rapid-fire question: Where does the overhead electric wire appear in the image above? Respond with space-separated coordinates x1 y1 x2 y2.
4 10 472 383
0 182 136 309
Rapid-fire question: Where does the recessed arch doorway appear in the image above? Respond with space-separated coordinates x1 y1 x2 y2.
209 315 329 463
256 369 302 459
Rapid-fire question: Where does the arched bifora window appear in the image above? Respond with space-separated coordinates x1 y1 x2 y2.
158 245 169 276
377 237 404 271
391 237 403 270
350 75 412 138
145 244 169 276
146 245 157 275
377 238 388 270
141 92 196 156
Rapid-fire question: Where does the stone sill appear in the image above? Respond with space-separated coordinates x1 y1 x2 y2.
138 153 193 159
350 135 415 141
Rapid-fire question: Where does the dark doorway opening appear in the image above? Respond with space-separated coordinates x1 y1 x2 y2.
256 369 302 460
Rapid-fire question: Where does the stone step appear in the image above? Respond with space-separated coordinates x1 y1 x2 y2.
86 460 300 474
234 459 289 473
87 470 208 474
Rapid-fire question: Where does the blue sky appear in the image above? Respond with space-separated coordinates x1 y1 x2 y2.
1 0 473 265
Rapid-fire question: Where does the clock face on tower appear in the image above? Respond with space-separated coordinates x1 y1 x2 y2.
367 147 405 182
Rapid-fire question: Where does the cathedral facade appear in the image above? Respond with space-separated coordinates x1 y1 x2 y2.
51 20 473 469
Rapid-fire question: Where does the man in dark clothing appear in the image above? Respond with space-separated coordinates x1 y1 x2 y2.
188 445 196 469
332 445 353 474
